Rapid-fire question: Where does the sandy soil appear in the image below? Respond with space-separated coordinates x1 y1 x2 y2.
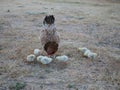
0 0 120 90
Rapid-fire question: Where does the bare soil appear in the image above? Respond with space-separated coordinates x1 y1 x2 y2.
0 0 120 90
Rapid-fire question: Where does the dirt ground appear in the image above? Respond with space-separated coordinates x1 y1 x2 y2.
0 0 120 90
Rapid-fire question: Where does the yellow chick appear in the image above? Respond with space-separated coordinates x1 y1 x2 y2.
78 47 88 53
87 52 97 59
56 55 69 62
83 50 91 57
84 50 97 59
37 55 44 62
37 56 53 64
27 54 36 62
79 47 97 59
34 49 41 56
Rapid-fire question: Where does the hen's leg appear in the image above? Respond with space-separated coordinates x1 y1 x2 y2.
50 55 56 59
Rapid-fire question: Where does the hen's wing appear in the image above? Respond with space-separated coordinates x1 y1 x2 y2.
40 29 48 46
40 29 60 46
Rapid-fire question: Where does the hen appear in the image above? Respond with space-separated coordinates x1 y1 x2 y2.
40 15 60 56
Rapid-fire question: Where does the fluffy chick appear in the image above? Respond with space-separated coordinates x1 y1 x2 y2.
37 56 53 64
27 54 36 62
56 55 69 62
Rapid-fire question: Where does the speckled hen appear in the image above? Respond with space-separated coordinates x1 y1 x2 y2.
40 15 60 56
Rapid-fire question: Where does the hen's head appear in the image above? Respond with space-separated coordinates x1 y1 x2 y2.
43 15 55 25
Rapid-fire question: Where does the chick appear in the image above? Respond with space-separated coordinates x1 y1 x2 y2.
56 55 69 62
78 47 88 53
84 49 97 59
78 47 97 59
83 49 91 57
37 56 53 64
34 49 41 56
87 52 97 59
37 55 44 62
27 54 36 62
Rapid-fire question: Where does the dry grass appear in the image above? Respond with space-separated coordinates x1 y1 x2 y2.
0 0 120 90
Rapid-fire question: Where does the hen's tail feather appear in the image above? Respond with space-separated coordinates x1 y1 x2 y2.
44 41 58 55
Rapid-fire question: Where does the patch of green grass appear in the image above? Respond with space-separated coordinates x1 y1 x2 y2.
9 82 26 90
44 68 52 73
67 84 78 90
15 82 26 90
67 84 75 88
